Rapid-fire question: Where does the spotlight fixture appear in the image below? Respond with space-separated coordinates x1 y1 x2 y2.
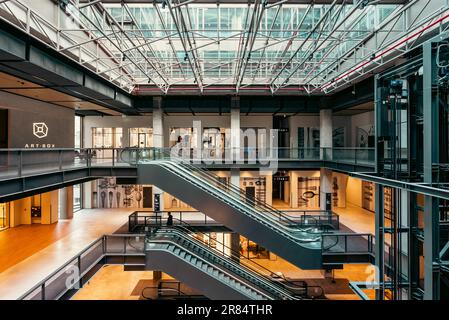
162 0 166 9
370 53 376 61
184 54 188 61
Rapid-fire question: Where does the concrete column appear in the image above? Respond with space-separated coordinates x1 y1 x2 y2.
83 181 92 209
230 97 240 161
320 109 333 160
230 168 240 188
320 168 332 210
59 186 74 219
120 116 130 148
153 97 164 149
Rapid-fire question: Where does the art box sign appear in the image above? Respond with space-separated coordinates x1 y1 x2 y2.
9 110 74 148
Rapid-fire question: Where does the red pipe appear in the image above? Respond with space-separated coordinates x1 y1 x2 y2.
317 12 449 92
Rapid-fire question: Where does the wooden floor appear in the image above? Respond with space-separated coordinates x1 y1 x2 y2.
333 203 375 234
0 222 76 273
0 209 133 300
0 203 375 300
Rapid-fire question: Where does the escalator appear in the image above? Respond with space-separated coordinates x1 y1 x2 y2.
137 152 324 269
145 223 324 300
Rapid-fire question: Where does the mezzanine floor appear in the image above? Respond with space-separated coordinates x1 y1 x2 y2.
0 204 374 300
0 208 133 299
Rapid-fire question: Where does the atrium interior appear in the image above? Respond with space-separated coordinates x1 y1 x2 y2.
0 0 448 302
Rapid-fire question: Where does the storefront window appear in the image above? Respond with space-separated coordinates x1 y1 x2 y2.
92 128 123 148
129 128 153 148
92 128 123 160
169 128 199 150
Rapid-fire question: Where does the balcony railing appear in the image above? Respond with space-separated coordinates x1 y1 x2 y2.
18 234 145 300
128 210 340 233
0 147 375 180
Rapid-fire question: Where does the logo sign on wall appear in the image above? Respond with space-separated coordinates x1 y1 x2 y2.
25 122 55 148
33 122 49 139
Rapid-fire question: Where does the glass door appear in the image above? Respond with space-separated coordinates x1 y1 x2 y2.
129 128 153 148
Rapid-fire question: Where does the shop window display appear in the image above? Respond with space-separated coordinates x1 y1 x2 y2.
202 128 229 159
239 236 270 260
169 128 198 149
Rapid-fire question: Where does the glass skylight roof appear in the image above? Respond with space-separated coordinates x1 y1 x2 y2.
76 1 398 92
3 0 447 94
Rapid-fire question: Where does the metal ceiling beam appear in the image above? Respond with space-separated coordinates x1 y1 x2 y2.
80 0 408 4
269 0 339 91
235 0 266 92
165 0 204 91
271 0 365 93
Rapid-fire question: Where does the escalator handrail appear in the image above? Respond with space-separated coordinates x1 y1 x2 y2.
123 147 328 232
148 217 323 298
129 147 312 225
147 237 274 300
159 149 320 226
148 229 298 300
150 159 322 242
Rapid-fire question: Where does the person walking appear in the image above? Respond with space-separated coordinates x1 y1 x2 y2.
166 212 173 226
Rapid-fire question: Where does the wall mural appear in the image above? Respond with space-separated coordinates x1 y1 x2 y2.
332 127 345 147
92 178 151 209
297 177 320 209
357 125 375 148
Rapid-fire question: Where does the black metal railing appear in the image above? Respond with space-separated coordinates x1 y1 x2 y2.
128 211 220 232
0 147 375 180
18 233 144 300
321 233 375 255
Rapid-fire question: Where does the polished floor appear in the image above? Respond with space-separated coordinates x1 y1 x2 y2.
0 203 374 300
333 203 374 234
72 257 374 300
0 209 133 300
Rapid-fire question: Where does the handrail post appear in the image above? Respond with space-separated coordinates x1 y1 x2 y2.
112 149 115 167
77 256 83 288
41 283 45 300
58 149 62 171
18 150 22 177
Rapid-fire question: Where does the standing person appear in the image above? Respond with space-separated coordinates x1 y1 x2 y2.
166 212 173 226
